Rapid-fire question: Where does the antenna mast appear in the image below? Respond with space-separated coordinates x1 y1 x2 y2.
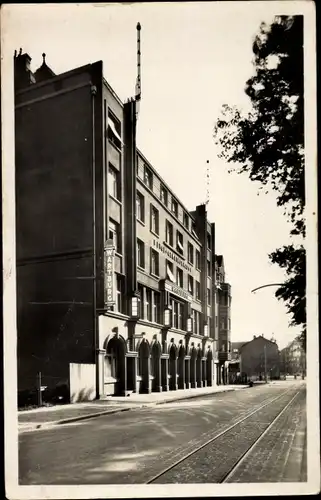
205 160 210 206
135 22 142 120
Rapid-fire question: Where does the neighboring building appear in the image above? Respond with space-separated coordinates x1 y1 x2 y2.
230 336 280 382
240 335 280 381
280 338 306 378
14 50 230 401
215 256 232 384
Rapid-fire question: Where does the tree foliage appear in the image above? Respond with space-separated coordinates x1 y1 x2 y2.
213 16 306 347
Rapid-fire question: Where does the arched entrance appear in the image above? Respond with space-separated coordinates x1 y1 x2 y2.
138 339 151 394
206 349 213 386
178 345 186 390
151 341 162 392
169 344 178 391
105 335 127 396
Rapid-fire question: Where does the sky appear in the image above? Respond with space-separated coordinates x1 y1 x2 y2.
2 2 307 349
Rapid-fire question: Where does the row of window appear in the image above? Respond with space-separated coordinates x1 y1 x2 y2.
137 239 212 304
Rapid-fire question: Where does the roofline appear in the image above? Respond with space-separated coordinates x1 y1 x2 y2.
15 61 96 95
136 148 198 223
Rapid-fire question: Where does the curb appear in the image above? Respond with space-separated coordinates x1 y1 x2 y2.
19 386 248 433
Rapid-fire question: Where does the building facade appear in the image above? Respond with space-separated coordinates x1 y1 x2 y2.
280 339 306 378
14 50 231 400
235 335 280 381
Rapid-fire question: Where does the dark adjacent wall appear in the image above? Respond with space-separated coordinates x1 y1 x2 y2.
15 64 103 391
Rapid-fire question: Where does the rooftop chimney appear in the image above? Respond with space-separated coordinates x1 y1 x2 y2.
14 49 35 91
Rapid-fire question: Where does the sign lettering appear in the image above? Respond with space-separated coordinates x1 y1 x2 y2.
152 239 192 273
105 242 116 306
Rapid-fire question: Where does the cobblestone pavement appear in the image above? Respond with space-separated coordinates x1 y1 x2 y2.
19 381 305 485
225 387 306 483
151 386 303 483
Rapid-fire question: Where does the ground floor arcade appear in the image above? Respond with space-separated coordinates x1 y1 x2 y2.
97 314 217 397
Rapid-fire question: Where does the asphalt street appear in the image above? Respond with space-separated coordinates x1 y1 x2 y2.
19 380 306 485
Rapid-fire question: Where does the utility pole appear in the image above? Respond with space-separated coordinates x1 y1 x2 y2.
264 345 267 383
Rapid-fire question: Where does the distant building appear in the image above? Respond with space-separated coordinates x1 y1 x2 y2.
280 339 306 377
230 335 280 381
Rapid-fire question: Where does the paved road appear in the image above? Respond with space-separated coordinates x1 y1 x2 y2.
19 381 306 485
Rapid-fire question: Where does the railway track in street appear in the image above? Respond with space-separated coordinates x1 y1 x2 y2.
146 385 306 484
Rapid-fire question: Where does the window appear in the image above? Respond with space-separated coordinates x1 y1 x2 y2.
171 198 178 217
176 230 184 255
160 185 168 206
109 219 120 253
207 317 211 334
228 318 231 330
221 317 226 329
146 288 152 321
136 192 145 223
144 165 153 190
115 275 123 313
196 281 201 300
195 250 201 270
207 288 211 305
183 212 189 230
165 220 174 247
166 260 175 282
153 292 161 323
228 341 231 353
108 111 122 149
150 205 159 235
137 239 145 268
150 249 159 276
188 275 194 295
207 260 211 276
138 284 144 319
108 164 120 200
215 316 218 327
191 222 198 239
176 267 183 288
171 299 184 330
207 233 211 249
192 309 200 334
221 343 226 353
177 302 183 330
233 348 238 354
188 242 194 265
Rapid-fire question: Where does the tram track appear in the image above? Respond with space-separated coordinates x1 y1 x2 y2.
146 386 304 484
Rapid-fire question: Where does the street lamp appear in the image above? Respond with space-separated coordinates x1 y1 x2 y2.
186 316 192 333
251 283 283 293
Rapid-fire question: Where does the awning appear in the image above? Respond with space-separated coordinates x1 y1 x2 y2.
177 239 184 253
166 265 175 283
108 117 123 144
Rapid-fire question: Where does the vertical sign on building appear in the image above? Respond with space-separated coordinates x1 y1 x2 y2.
105 241 116 306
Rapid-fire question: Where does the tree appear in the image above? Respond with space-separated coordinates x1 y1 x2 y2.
213 16 306 349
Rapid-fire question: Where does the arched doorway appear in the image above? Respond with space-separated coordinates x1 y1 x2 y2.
206 349 213 386
138 339 150 394
105 335 127 396
190 347 197 388
151 341 162 392
178 345 186 390
196 348 202 388
169 344 178 391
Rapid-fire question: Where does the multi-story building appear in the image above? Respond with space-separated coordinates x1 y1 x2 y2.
280 338 306 378
215 255 232 384
233 335 280 381
14 49 229 401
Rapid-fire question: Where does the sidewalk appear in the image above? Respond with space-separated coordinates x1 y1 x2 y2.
18 384 248 433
